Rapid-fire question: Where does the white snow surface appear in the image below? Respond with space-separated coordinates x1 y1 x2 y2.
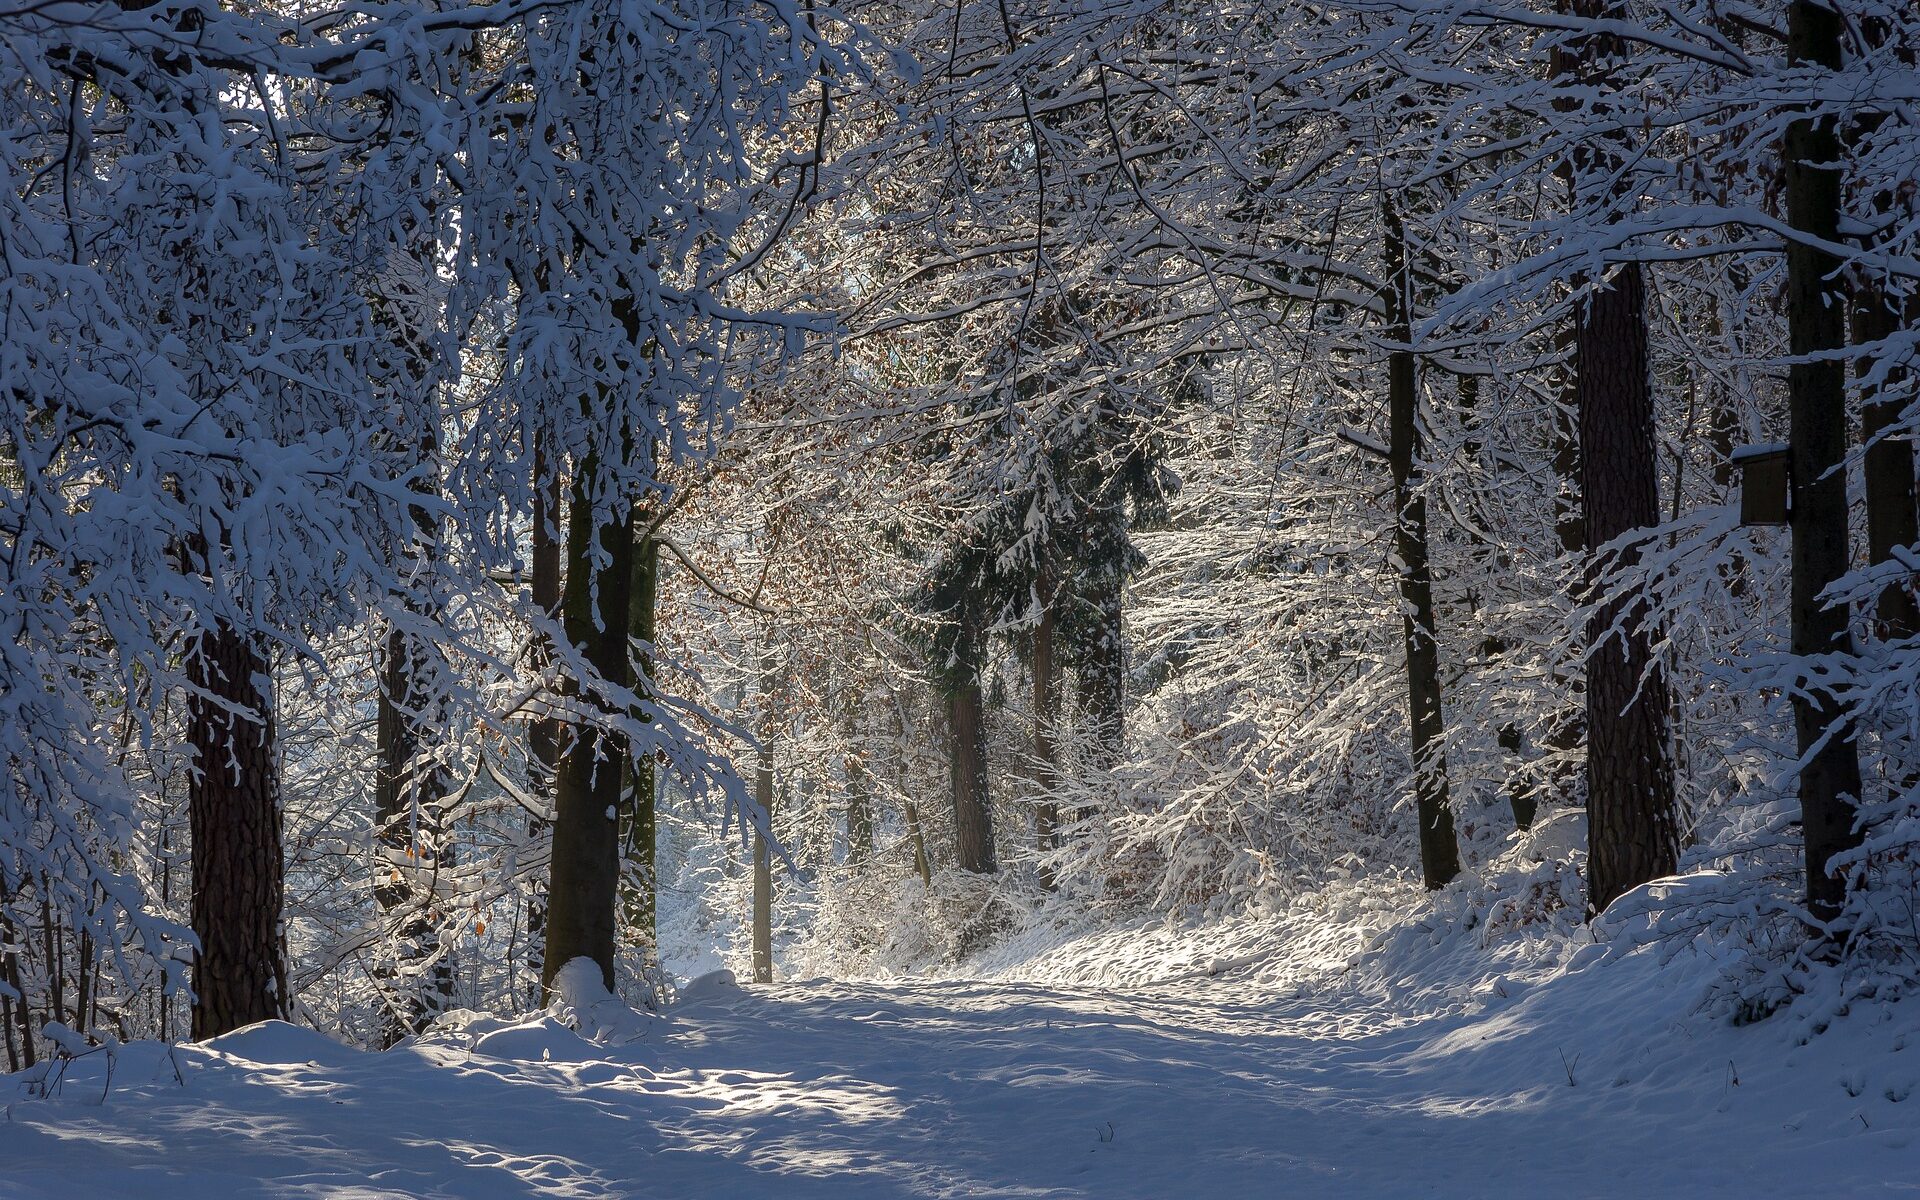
5 885 1919 1198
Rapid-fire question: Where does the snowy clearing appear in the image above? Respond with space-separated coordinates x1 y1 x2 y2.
7 895 1919 1198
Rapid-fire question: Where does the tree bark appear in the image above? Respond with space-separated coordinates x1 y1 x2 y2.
1576 263 1681 913
525 435 561 1005
1786 0 1865 924
188 622 288 1039
373 449 454 1041
1849 13 1919 644
751 697 774 984
1384 199 1461 890
1032 572 1061 887
619 532 660 950
949 621 997 874
540 463 633 997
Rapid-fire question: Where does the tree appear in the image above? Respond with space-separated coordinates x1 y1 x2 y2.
1383 197 1462 891
1784 0 1866 925
187 623 289 1039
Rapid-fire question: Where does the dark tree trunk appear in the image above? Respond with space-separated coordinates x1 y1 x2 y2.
1576 264 1681 913
1849 19 1919 645
751 697 774 984
540 464 633 997
1857 291 1917 641
619 532 660 950
525 436 562 1006
1384 200 1461 890
188 622 287 1039
949 623 997 874
1032 573 1061 887
1546 331 1589 800
1786 0 1865 924
374 445 454 1042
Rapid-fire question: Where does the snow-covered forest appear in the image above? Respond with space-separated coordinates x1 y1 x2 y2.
4 0 1920 1192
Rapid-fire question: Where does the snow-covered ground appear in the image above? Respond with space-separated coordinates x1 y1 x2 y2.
6 884 1919 1198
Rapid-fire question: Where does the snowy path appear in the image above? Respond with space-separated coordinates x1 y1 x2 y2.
5 952 1919 1198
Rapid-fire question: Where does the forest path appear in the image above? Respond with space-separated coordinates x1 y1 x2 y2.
6 953 1916 1198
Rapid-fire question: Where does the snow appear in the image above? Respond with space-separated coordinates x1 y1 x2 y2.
7 886 1919 1197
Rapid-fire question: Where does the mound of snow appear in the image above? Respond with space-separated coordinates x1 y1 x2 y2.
471 1016 601 1063
678 969 741 1005
201 1020 364 1068
549 957 663 1045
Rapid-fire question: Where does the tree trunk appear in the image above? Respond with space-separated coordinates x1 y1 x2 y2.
374 623 454 1042
1032 573 1061 887
374 440 454 1042
1786 0 1865 924
525 436 561 1005
1576 263 1681 913
1857 293 1917 641
1384 200 1461 890
845 740 874 867
1849 19 1919 644
540 463 633 997
619 532 660 951
949 625 997 874
188 622 288 1039
751 705 774 984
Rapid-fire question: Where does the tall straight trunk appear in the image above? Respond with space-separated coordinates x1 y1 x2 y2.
374 456 453 1041
1576 264 1681 913
1857 289 1917 641
845 718 874 867
949 616 996 874
188 622 287 1039
619 532 660 949
1032 574 1061 886
1559 0 1680 913
1546 329 1589 797
1786 0 1865 923
1849 15 1919 644
374 624 453 1041
751 710 774 984
540 461 634 997
525 435 562 1004
949 675 996 873
1383 200 1461 890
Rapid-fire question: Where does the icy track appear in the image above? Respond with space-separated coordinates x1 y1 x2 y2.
6 929 1920 1200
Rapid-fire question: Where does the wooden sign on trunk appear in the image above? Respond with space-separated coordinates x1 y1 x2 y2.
1731 443 1790 526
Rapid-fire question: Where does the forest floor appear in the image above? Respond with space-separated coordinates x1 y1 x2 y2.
6 880 1920 1198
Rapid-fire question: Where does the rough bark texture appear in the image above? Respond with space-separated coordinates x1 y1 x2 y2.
619 533 660 949
540 470 633 997
1384 202 1461 891
1032 577 1061 888
751 722 774 984
1786 0 1865 923
949 644 997 875
374 624 453 1043
1859 293 1919 641
188 622 288 1040
525 438 561 1004
1850 29 1919 645
1576 264 1681 914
